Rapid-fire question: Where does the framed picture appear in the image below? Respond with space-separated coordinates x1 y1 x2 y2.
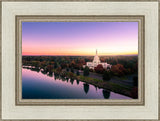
16 15 144 106
1 0 159 120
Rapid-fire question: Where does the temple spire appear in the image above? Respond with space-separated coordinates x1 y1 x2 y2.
96 49 97 55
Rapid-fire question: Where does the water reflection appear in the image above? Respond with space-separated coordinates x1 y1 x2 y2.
66 77 69 82
61 77 66 82
102 89 111 99
70 79 74 85
48 72 53 77
54 73 59 80
41 70 47 74
22 67 131 99
76 80 79 85
94 85 98 91
83 83 89 94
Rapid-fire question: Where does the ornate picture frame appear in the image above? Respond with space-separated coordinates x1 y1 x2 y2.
1 0 159 120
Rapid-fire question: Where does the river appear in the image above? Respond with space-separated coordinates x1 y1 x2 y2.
22 68 131 99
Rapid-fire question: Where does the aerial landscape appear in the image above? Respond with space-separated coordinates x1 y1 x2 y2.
22 22 138 99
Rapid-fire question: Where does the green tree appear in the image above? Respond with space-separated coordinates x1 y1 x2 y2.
71 68 74 73
103 71 111 81
54 62 58 69
76 71 80 76
83 66 89 76
31 61 39 67
66 68 69 72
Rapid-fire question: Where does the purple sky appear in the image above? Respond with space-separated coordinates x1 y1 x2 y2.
22 22 138 56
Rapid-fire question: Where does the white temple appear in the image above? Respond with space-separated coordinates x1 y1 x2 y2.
84 50 111 70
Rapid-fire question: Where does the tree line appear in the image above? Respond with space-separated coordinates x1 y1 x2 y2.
22 55 138 79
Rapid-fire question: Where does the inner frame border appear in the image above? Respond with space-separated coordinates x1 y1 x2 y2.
15 15 145 106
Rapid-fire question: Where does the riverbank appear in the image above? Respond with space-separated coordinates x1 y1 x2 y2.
23 66 136 98
53 69 134 98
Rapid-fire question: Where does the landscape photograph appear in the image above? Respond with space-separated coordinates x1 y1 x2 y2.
22 21 138 99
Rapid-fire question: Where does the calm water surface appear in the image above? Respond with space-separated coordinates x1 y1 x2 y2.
22 68 131 99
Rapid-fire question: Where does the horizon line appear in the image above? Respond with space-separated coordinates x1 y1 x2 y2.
22 54 138 56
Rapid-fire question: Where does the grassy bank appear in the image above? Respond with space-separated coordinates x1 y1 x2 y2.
53 69 133 98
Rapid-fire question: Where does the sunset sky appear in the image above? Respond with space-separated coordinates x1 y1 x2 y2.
22 22 138 56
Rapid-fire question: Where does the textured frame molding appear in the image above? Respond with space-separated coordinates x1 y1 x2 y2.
0 0 159 120
15 15 145 106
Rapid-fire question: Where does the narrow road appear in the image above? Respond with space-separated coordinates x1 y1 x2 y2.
74 69 134 87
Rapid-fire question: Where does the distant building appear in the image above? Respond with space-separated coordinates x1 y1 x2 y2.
83 50 111 70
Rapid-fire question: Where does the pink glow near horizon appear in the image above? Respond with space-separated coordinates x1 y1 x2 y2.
22 22 138 56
